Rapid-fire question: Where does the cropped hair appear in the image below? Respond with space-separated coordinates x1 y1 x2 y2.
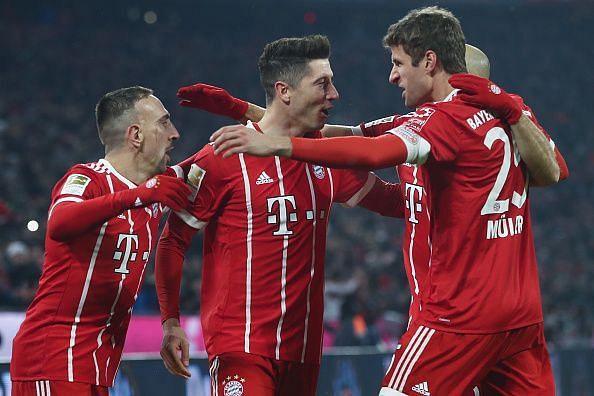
383 6 467 74
95 86 153 151
258 34 331 103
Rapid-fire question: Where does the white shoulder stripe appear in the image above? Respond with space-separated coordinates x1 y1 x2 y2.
175 210 208 230
48 197 84 219
170 165 184 179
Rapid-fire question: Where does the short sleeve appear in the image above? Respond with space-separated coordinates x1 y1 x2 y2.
51 164 105 205
360 115 399 137
388 106 460 163
331 168 372 205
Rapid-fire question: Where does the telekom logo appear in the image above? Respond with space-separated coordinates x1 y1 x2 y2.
113 233 148 274
405 183 424 224
267 195 298 236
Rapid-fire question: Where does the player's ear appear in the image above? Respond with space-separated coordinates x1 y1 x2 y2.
424 50 438 73
127 124 143 149
275 81 291 105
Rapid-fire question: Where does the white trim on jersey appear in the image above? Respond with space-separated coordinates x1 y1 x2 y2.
98 159 136 189
92 173 126 385
301 164 317 363
175 209 208 230
388 325 435 392
209 356 220 396
35 380 51 396
327 168 335 203
403 165 422 330
48 196 83 220
170 164 184 179
343 172 376 208
239 154 254 353
68 221 108 381
274 156 289 360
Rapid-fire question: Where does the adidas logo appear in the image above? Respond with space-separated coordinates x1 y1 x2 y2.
411 381 430 395
117 214 127 220
255 171 274 185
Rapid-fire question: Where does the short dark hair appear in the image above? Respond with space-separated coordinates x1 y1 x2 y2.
258 34 331 103
383 6 467 74
95 86 153 151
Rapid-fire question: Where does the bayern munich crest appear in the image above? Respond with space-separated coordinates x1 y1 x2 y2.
312 165 325 179
489 83 502 95
223 374 245 396
145 177 157 188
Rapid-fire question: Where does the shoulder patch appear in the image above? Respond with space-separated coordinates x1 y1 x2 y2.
397 107 436 133
60 174 91 196
363 116 395 129
187 163 206 201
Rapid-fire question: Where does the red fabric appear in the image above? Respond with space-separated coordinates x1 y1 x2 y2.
158 129 369 364
12 380 109 396
555 147 569 180
177 83 248 120
211 352 320 396
450 73 523 124
156 214 197 323
358 116 399 137
290 134 408 170
357 178 404 218
11 159 168 386
397 100 543 333
47 175 189 241
382 323 553 395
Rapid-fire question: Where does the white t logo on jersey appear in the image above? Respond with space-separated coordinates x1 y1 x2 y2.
267 195 298 236
405 183 424 224
113 233 145 274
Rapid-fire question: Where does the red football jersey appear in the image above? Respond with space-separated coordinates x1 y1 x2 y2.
11 159 169 386
361 92 556 332
170 122 371 364
361 118 431 327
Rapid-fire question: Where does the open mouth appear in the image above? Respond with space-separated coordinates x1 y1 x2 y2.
321 108 330 116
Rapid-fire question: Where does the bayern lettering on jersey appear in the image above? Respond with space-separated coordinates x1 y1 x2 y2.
396 94 543 333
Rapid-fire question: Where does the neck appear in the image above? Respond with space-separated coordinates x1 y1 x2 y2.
104 149 153 185
256 102 310 138
430 71 455 102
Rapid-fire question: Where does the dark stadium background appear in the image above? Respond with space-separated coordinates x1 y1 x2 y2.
0 0 592 394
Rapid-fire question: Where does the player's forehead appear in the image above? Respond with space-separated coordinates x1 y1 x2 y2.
136 95 169 122
304 58 333 80
390 45 411 63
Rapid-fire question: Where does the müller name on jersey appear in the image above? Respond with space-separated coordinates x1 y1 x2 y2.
487 214 524 240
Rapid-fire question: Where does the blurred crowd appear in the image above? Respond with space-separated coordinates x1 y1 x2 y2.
1 1 592 349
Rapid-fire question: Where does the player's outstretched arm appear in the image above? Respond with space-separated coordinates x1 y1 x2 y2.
450 74 560 186
509 115 561 186
155 214 197 379
357 176 404 218
320 124 357 137
47 175 190 241
176 83 264 124
210 125 429 169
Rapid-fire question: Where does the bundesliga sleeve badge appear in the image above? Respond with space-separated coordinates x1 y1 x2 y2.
60 174 91 196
